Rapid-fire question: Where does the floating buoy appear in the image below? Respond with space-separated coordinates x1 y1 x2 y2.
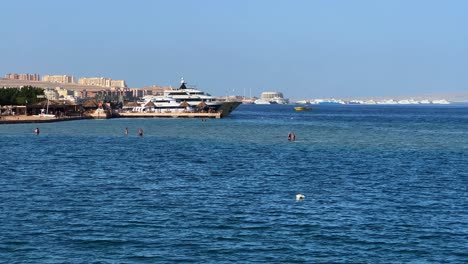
296 194 305 201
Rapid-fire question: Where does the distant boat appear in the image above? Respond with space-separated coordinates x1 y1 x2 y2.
241 98 255 104
255 92 289 104
254 99 271 104
294 106 311 111
295 100 310 104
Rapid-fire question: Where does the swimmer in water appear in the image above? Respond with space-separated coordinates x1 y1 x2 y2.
288 132 296 141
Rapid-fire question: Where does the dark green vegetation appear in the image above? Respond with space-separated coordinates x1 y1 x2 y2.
0 86 45 105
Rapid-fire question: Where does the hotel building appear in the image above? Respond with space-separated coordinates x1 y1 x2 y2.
42 75 75 84
78 77 111 87
5 73 40 81
78 77 127 88
111 80 126 88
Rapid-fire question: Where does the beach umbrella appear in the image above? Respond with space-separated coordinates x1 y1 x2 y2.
82 99 101 109
124 102 140 107
196 101 208 109
179 101 190 107
144 101 156 111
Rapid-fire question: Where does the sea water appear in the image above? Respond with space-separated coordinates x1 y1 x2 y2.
1 104 467 263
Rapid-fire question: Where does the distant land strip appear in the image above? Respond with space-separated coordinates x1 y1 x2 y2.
1 78 467 102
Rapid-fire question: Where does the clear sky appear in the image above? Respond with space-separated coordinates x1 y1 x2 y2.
1 0 467 99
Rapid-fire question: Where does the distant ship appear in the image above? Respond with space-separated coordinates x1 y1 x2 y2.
125 79 241 117
254 92 289 104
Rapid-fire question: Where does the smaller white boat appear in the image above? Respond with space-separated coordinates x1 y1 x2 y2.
33 99 55 118
254 99 271 105
34 112 55 118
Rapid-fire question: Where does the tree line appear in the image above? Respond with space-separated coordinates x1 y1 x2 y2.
0 86 45 105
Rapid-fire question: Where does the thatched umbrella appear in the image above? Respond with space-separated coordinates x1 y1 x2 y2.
196 101 208 109
82 99 101 109
144 101 156 111
122 101 141 112
179 101 190 107
124 101 140 107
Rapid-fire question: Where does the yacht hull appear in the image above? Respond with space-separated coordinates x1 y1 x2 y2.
218 102 242 117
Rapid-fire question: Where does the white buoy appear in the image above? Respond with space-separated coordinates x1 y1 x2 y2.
296 194 305 201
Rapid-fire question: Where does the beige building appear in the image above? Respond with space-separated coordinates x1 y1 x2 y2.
5 73 40 81
78 77 127 88
78 77 111 87
111 80 127 87
55 87 74 98
42 75 75 84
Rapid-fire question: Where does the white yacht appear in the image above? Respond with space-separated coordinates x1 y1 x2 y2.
124 79 241 117
161 79 221 108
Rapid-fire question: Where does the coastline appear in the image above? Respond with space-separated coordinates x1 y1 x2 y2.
0 115 88 124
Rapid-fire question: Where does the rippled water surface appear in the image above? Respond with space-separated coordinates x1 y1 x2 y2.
1 105 467 263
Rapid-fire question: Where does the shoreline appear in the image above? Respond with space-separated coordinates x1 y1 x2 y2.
0 111 223 124
0 115 88 124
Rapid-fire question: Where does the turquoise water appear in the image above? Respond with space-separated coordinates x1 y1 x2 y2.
1 104 467 263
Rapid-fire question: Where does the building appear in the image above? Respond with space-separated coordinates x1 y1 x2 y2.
5 73 40 81
43 88 59 100
130 88 154 98
110 80 127 88
78 77 111 87
42 75 75 84
78 77 127 88
55 87 74 98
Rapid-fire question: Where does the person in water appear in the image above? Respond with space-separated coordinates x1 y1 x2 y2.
288 132 296 141
125 127 128 136
138 128 143 136
34 127 40 135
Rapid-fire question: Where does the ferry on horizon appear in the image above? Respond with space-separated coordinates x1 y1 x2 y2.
254 92 289 104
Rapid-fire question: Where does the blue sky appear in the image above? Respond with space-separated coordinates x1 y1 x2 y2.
1 0 467 99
